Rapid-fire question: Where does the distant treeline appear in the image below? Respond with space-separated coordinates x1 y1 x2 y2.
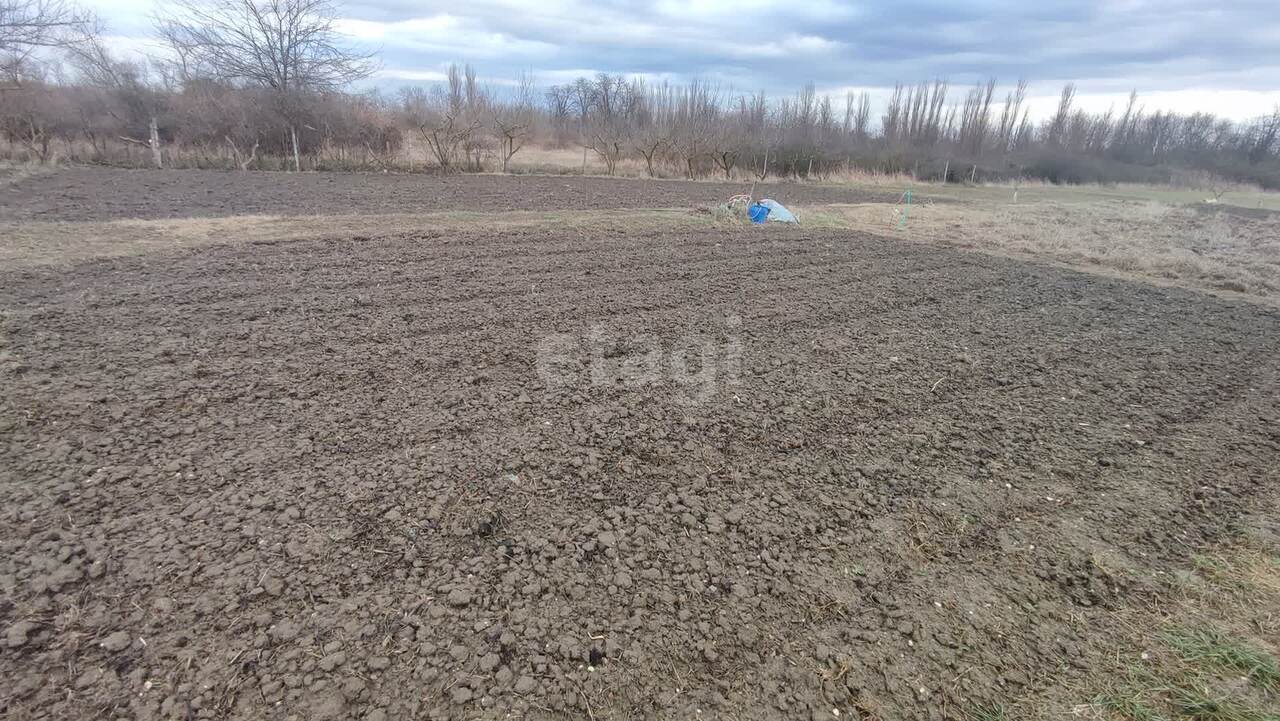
2 0 1278 188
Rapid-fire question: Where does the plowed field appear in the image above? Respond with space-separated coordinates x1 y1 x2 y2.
2 171 1278 720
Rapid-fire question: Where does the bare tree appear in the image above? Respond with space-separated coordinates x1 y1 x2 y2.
631 129 667 176
544 84 572 144
626 79 669 177
457 63 489 170
1 0 87 83
0 0 91 163
0 63 74 160
843 90 870 143
995 79 1027 152
399 68 481 173
957 78 995 155
586 115 625 175
1246 108 1280 165
7 51 1280 189
155 0 376 171
574 73 632 175
710 108 744 179
401 86 461 171
167 78 265 169
670 79 717 178
491 72 534 172
1043 83 1076 148
631 116 669 178
738 92 772 179
66 24 167 167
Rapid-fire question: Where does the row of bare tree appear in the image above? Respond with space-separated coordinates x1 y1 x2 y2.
397 64 537 173
539 73 1279 186
3 0 1279 187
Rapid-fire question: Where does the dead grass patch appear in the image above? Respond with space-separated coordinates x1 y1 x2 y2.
810 198 1280 305
1002 540 1280 721
0 161 56 187
0 208 707 269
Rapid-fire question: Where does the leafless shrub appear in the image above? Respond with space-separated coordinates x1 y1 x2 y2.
491 72 535 172
154 0 376 171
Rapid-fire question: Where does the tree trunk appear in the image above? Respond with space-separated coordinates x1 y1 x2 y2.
291 125 301 172
942 159 950 184
149 117 162 169
242 139 259 171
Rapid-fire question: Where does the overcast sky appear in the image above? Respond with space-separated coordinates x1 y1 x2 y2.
87 0 1280 121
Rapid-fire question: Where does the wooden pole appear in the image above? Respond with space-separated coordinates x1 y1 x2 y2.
148 117 162 169
290 126 301 172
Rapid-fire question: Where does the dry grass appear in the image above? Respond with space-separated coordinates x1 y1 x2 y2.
976 535 1280 721
920 181 1280 212
803 197 1280 305
491 144 925 185
506 145 638 176
812 166 922 187
0 208 709 269
1082 544 1280 721
0 161 56 187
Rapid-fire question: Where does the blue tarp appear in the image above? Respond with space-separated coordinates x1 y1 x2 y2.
760 199 797 223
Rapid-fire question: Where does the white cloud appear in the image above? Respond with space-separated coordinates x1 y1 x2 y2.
779 34 842 54
335 15 461 41
95 33 168 65
651 0 856 24
335 14 559 59
1025 88 1280 121
376 68 450 83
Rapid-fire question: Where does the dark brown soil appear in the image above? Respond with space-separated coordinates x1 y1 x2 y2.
2 202 1279 720
0 168 897 221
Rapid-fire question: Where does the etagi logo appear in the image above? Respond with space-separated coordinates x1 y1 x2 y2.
535 315 743 403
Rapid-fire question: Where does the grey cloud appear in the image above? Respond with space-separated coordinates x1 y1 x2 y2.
106 0 1280 107
372 0 1275 94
